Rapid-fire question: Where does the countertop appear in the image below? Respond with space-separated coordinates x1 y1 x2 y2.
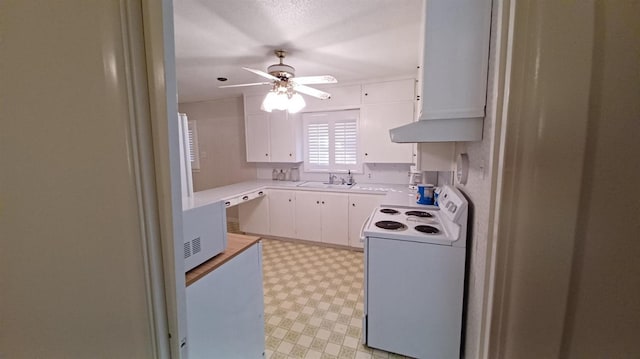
185 233 261 286
183 179 425 211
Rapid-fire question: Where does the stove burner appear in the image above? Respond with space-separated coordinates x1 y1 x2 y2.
405 210 433 218
414 225 439 234
380 208 400 215
375 220 406 230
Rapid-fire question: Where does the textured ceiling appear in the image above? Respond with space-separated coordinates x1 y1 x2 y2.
174 0 423 103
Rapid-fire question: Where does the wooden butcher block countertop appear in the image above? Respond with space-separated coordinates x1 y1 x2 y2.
185 233 261 286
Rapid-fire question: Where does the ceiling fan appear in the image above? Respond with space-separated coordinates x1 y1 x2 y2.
219 50 337 113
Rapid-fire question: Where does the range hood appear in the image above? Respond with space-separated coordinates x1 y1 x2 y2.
389 117 484 143
390 0 492 143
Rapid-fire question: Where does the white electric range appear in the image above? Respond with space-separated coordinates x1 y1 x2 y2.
362 185 468 359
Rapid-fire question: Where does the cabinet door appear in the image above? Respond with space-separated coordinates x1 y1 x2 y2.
187 243 265 359
361 102 415 163
320 192 349 246
362 79 415 104
238 196 270 235
243 94 265 115
304 84 362 112
421 0 491 119
348 194 381 248
245 113 270 162
268 189 296 238
294 191 322 242
269 111 302 162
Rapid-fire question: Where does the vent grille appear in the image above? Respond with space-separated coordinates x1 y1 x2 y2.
184 242 191 258
192 237 201 254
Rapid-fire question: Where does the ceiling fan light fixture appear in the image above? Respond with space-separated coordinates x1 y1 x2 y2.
261 85 307 114
260 91 277 112
273 91 289 111
287 93 306 114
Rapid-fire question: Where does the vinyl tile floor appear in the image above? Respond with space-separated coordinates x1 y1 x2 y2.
261 238 409 359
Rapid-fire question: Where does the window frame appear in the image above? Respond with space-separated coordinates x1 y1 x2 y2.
302 109 362 173
187 119 201 171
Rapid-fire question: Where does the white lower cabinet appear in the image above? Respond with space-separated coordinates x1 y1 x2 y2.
186 243 264 359
237 189 376 249
348 194 382 248
238 195 270 235
294 191 349 246
268 189 296 238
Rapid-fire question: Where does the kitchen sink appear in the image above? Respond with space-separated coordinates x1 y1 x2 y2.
297 181 355 189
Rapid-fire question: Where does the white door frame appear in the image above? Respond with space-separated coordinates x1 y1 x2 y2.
482 1 594 358
136 0 188 358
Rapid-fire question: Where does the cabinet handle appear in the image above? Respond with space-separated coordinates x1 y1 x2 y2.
322 201 325 204
316 201 320 204
289 153 292 156
225 201 231 206
258 191 264 196
242 196 249 201
364 93 368 96
265 153 268 156
365 153 368 156
352 203 355 207
288 199 291 202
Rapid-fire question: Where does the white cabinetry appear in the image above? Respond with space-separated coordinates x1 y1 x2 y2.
238 195 270 234
294 191 349 246
362 80 415 104
303 84 362 112
245 113 271 162
348 194 382 249
419 0 491 121
186 242 264 359
268 189 296 238
244 94 303 163
361 79 416 163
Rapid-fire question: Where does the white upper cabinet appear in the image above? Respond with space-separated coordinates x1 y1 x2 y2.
269 111 302 162
361 79 416 163
303 84 362 112
244 94 303 163
362 79 415 104
245 113 271 162
419 0 492 120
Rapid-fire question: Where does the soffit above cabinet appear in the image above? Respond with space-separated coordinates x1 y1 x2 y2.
173 0 422 103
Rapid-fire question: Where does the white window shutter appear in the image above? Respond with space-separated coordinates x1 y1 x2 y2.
334 120 357 166
306 123 330 167
187 120 200 170
303 110 360 172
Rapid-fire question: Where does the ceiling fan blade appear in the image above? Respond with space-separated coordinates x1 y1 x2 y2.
218 82 271 88
293 84 331 100
242 67 279 81
291 75 337 85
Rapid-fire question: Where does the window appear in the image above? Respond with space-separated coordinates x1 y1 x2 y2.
187 119 200 170
303 110 360 172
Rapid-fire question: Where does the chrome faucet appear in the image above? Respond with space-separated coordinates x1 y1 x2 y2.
328 173 338 184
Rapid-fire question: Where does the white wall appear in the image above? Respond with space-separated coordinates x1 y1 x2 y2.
178 97 258 190
0 2 154 357
256 163 414 184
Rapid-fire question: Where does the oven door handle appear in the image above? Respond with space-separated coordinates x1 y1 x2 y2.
359 214 373 243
